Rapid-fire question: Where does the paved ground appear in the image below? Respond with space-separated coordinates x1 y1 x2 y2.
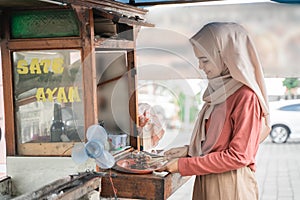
256 138 300 200
168 137 300 200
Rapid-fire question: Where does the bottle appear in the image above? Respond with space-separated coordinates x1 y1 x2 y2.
50 103 65 142
98 120 104 127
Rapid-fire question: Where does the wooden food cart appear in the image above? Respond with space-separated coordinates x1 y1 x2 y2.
0 0 190 198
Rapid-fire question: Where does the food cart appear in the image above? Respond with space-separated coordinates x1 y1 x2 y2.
0 0 189 199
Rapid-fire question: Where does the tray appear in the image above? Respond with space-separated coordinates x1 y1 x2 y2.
116 159 157 174
115 154 167 174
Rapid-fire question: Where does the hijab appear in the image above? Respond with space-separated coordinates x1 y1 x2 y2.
188 22 270 156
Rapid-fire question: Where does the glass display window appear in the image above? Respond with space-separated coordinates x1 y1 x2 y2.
12 50 85 148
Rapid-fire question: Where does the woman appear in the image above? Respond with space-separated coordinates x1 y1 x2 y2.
157 22 270 200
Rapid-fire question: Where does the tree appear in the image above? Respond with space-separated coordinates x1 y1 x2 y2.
282 78 299 99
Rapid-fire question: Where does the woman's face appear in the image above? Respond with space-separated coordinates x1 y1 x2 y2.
193 46 222 79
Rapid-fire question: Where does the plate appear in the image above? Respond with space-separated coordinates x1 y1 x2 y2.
116 158 162 174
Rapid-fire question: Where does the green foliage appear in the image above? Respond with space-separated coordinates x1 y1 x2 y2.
178 92 186 122
177 91 202 123
189 91 202 122
282 78 299 90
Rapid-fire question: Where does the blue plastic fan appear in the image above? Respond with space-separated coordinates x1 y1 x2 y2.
71 124 115 169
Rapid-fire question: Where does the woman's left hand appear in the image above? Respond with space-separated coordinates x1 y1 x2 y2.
155 158 179 173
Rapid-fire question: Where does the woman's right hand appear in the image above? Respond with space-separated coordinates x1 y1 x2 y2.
164 146 188 159
138 110 150 127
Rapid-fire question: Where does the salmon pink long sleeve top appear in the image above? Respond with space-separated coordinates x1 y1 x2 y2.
178 86 262 176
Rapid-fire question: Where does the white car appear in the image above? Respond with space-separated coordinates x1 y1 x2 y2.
269 99 300 143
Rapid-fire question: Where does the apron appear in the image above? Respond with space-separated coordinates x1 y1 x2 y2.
192 167 258 200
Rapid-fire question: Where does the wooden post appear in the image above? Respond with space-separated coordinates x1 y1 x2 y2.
1 12 16 155
73 5 98 133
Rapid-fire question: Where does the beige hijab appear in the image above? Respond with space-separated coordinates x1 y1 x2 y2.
188 22 270 156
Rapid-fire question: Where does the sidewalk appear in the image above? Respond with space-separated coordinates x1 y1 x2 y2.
256 138 300 200
168 138 300 200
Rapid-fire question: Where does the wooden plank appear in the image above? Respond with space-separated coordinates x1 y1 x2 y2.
163 173 190 200
14 176 75 200
15 96 36 107
14 172 101 200
97 75 123 87
1 13 16 156
127 50 138 149
18 142 77 156
131 0 220 6
67 0 148 16
0 176 12 196
73 6 98 132
7 38 82 50
94 38 135 49
93 8 154 28
55 176 100 200
118 17 154 27
100 170 190 200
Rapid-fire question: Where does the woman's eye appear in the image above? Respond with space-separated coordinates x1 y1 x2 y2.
201 59 209 65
